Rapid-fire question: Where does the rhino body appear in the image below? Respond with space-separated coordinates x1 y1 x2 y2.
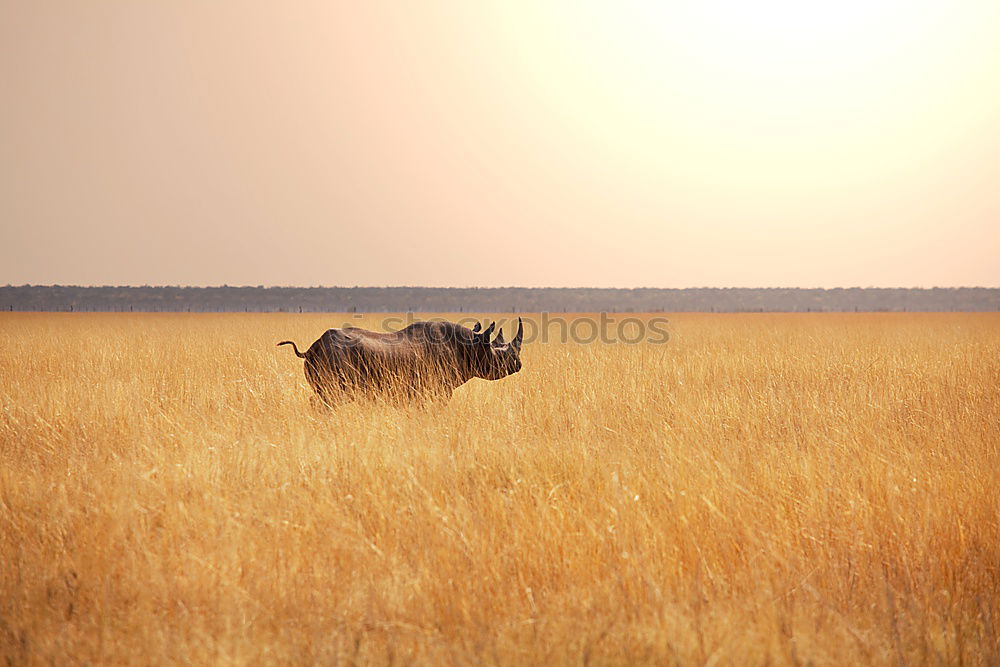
279 319 522 404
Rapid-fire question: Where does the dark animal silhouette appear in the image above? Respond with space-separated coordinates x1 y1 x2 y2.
278 319 523 405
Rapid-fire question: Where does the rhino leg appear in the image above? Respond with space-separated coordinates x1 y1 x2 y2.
309 393 334 412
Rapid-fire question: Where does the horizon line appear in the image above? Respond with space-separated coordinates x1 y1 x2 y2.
5 284 1000 291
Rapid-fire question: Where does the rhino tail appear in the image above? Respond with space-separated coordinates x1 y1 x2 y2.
277 341 306 358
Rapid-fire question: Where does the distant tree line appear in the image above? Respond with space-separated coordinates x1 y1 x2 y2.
2 285 998 313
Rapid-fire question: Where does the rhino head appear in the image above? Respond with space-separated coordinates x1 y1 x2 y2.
470 318 523 380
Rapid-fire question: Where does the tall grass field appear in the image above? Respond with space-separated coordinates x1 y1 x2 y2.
2 312 998 664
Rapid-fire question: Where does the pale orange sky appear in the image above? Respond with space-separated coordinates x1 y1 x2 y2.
2 1 999 287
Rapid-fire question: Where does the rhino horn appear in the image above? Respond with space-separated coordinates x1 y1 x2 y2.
512 317 523 351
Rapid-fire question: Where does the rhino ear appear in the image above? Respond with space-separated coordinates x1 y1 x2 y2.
482 321 496 340
472 322 482 333
493 330 505 346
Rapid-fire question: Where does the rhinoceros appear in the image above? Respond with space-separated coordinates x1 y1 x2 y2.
278 319 523 404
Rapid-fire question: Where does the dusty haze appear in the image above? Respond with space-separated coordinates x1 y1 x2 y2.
2 1 999 287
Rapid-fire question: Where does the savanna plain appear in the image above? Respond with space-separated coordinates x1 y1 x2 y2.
1 312 998 665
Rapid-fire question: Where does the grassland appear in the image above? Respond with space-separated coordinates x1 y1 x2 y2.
1 312 998 665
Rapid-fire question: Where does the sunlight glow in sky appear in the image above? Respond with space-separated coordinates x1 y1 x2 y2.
2 1 998 287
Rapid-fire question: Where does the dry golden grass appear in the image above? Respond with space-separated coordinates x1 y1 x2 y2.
1 312 998 665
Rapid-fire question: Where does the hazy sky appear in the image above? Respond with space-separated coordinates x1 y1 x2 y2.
2 1 999 287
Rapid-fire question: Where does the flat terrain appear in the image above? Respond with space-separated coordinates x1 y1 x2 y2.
1 313 998 664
